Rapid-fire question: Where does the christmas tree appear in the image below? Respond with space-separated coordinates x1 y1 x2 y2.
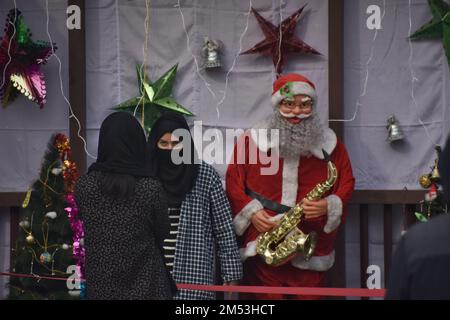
8 134 82 299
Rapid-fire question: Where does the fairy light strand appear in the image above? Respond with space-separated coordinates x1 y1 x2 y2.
0 0 17 88
175 0 218 100
275 0 283 77
45 0 96 159
134 0 151 122
407 0 440 147
214 0 252 119
329 0 386 123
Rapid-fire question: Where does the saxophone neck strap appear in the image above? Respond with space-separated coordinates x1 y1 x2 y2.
245 188 292 214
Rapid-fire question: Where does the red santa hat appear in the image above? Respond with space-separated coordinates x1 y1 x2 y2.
272 73 317 108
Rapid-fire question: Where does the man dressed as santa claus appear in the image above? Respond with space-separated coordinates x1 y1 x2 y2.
225 73 355 300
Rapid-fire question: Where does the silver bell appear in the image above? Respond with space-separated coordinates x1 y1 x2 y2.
202 37 222 69
386 115 404 143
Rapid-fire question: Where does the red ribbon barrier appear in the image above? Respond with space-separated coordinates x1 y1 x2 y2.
177 284 386 297
1 272 386 298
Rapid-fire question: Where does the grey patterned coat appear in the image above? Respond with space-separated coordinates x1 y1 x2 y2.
75 171 173 300
173 162 243 300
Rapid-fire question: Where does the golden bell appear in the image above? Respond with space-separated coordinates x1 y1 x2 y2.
430 146 442 183
430 164 440 183
386 115 404 143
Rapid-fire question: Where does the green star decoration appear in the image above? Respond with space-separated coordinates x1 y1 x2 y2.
410 0 450 68
113 63 194 135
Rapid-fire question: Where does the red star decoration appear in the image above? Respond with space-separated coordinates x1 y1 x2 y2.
241 5 320 75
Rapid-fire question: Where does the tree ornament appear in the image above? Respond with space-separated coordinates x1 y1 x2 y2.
25 234 35 244
45 211 57 219
419 174 432 189
39 252 52 264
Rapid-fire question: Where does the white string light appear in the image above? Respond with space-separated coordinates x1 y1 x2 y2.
134 0 151 119
329 0 386 123
176 0 252 121
175 0 218 100
214 0 252 120
0 0 17 89
275 0 283 76
45 0 96 159
407 0 440 147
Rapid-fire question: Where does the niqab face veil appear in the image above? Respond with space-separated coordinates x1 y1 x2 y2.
147 113 199 207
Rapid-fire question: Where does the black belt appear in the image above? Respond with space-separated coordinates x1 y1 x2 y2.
245 188 292 214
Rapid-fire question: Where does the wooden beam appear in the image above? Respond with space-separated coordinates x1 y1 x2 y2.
350 190 425 205
328 0 344 140
68 0 87 175
0 193 25 208
359 204 369 299
383 204 393 288
327 0 346 293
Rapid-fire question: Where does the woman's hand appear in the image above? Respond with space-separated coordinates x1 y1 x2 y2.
302 198 328 220
251 210 277 233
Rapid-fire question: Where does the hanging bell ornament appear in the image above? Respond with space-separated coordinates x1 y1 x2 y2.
386 115 404 143
430 146 442 183
26 234 35 244
202 37 222 69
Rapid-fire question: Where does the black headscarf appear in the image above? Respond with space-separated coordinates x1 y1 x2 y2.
89 112 151 177
147 113 199 207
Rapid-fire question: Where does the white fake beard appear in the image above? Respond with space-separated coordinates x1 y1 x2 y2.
268 110 324 158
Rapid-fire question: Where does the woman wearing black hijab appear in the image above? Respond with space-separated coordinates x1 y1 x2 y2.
147 113 243 300
74 112 175 300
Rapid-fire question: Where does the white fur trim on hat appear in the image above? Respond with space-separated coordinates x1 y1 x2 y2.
272 82 317 107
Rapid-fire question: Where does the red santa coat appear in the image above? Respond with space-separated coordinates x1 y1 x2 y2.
226 125 355 272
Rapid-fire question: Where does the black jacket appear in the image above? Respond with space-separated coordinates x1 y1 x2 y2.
386 213 450 300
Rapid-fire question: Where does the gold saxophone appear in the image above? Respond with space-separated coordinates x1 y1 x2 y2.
256 150 338 266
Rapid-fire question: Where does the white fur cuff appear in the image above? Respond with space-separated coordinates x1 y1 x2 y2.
240 241 257 261
290 251 335 271
233 199 264 236
324 195 343 234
